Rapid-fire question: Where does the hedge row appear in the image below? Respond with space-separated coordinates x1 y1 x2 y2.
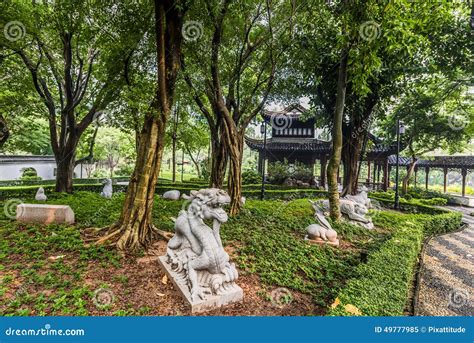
0 183 327 201
0 177 131 187
328 205 462 316
370 196 449 215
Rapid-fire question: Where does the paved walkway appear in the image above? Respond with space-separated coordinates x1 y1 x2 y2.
416 206 474 316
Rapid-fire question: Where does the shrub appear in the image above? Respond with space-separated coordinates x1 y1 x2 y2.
267 160 291 184
242 170 261 185
115 164 134 176
418 197 447 206
0 184 328 201
328 205 461 316
407 187 452 201
267 159 315 185
20 168 42 181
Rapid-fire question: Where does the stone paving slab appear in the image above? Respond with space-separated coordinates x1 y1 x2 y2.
416 206 474 316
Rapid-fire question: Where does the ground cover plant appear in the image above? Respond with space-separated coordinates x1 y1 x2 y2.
0 190 461 316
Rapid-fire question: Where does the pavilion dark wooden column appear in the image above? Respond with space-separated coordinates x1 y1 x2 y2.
425 167 429 190
461 168 467 197
367 161 371 186
373 162 377 189
257 153 263 175
377 164 381 184
382 158 389 191
320 157 327 188
443 167 448 193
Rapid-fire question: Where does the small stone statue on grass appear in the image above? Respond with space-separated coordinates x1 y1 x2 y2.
100 178 113 199
306 200 339 246
162 190 180 200
35 187 47 201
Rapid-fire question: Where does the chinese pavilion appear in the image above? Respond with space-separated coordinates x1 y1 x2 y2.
245 104 400 190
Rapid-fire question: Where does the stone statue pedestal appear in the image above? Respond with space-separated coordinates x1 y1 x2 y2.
159 256 243 313
304 236 340 247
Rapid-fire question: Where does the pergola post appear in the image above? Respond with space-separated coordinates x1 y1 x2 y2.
382 158 389 191
257 153 263 175
377 164 381 184
367 160 371 186
320 157 327 188
373 162 377 189
461 168 467 197
425 167 429 190
443 167 448 193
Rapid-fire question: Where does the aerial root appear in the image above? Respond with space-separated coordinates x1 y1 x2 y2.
152 225 173 241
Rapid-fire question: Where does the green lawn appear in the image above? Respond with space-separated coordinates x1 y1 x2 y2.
0 191 461 316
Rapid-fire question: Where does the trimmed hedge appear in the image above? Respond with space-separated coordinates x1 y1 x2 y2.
0 183 327 201
328 204 462 316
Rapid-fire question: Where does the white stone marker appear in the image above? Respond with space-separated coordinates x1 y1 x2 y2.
16 204 75 225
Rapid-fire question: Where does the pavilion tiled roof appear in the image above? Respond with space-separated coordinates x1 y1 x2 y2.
245 136 331 152
245 136 400 156
262 104 309 121
387 155 474 169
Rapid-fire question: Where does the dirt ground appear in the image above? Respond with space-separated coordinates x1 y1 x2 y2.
83 240 323 316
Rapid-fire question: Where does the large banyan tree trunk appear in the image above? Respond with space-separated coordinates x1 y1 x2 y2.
210 124 228 188
55 149 77 193
342 125 365 196
226 132 244 215
96 0 185 252
113 113 166 250
327 50 348 221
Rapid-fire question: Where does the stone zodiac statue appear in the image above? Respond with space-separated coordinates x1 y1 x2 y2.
164 188 241 304
100 178 113 199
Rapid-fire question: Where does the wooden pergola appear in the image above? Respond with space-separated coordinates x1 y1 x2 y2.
387 155 474 196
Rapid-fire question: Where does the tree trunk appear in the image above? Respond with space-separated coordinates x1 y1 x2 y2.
172 133 176 182
55 149 76 193
210 127 227 188
184 145 201 179
0 114 9 148
327 50 348 221
402 157 417 195
98 0 185 253
342 128 364 196
226 133 244 215
114 113 166 251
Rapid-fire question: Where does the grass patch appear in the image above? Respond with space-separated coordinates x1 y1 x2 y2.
0 190 460 315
